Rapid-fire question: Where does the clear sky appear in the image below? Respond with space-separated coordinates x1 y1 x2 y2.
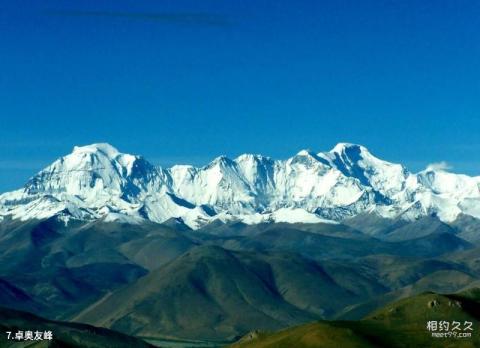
1 1 479 192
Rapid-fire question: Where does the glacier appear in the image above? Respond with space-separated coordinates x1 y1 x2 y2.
1 142 479 229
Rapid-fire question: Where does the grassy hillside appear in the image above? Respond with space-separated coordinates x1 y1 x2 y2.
231 289 480 348
0 218 197 319
217 225 472 260
1 217 479 344
75 246 326 340
72 231 479 340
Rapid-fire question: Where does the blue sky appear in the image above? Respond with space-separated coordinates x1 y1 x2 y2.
1 1 479 192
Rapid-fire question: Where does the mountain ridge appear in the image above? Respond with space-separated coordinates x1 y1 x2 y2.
1 142 479 229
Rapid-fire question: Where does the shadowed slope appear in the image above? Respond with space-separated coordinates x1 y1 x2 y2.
75 246 383 340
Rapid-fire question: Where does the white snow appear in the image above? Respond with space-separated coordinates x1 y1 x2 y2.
1 142 480 230
269 208 338 224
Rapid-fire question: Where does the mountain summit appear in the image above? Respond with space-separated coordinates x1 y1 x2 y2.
1 143 479 228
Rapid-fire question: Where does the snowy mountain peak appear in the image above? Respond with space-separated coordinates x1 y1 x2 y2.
72 143 121 158
289 150 329 168
207 155 235 168
329 142 370 155
235 153 272 163
1 143 480 229
23 143 158 202
70 143 140 174
296 149 315 156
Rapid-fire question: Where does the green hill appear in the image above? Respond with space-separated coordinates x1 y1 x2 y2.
1 218 479 344
231 289 480 348
74 246 325 340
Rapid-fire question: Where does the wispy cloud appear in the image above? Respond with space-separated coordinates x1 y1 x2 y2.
426 161 452 172
44 10 231 27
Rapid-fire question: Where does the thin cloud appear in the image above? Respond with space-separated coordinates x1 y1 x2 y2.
44 10 231 27
426 161 452 172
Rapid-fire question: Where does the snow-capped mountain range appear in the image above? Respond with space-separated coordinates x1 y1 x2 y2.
1 143 479 229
